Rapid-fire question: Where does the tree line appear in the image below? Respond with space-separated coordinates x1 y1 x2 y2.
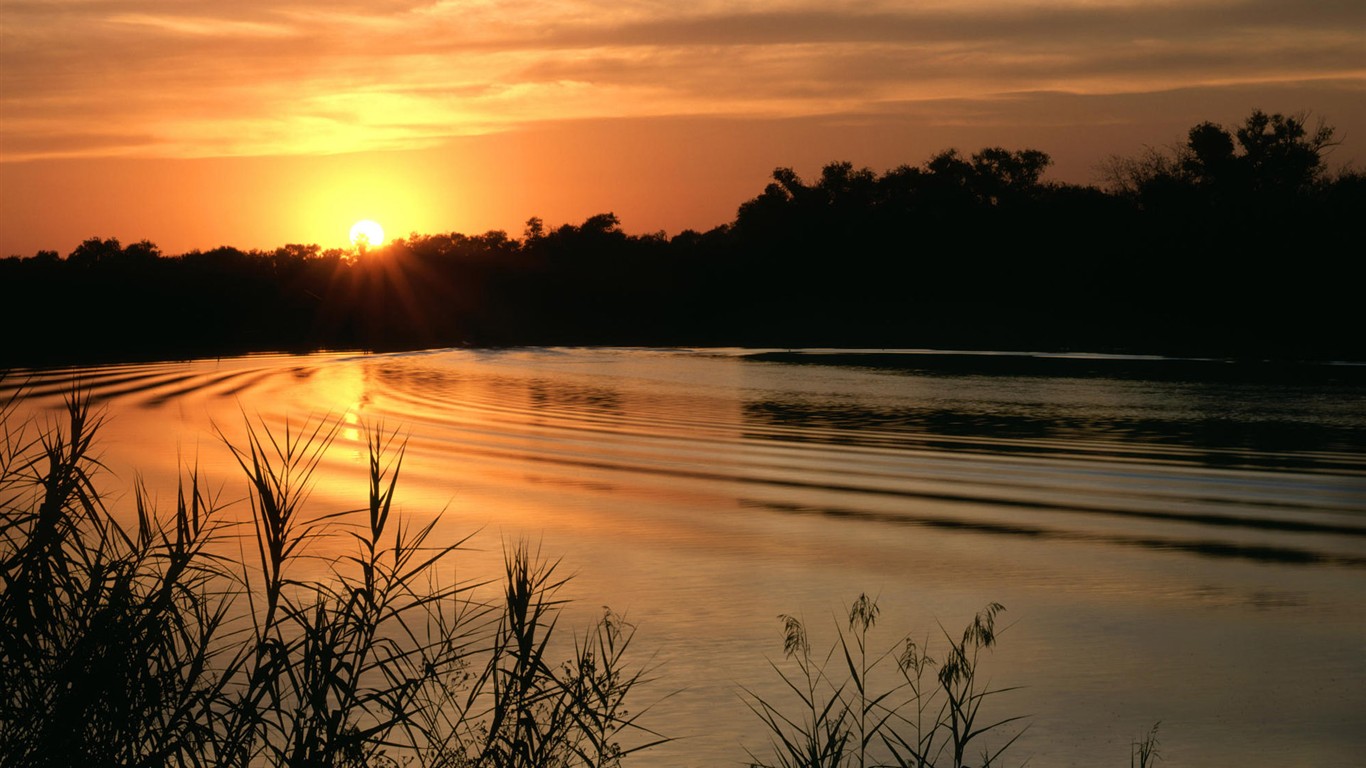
3 109 1362 366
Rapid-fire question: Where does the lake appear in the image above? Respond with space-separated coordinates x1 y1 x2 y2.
5 347 1365 766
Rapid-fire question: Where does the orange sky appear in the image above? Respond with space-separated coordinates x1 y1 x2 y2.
2 0 1363 256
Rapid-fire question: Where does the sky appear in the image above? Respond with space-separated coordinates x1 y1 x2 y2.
2 0 1363 256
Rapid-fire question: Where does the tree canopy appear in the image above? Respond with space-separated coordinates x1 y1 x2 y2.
3 109 1362 366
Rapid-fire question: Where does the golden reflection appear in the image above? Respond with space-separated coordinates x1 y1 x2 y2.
343 410 362 444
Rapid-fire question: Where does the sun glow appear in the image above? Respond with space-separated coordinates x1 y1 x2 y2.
349 219 385 248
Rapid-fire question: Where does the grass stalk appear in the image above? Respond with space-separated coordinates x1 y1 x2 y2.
1131 722 1160 768
1 388 665 768
744 596 1029 768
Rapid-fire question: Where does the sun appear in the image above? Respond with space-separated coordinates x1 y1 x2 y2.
349 219 385 248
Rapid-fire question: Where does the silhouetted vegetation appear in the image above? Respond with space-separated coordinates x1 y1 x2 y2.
0 390 667 767
743 596 1026 768
4 109 1362 367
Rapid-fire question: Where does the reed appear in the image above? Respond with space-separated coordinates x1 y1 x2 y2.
0 392 232 767
742 612 853 768
1131 722 1161 768
743 595 1028 768
0 389 664 768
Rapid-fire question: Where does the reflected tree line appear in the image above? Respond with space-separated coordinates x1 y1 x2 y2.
3 110 1362 366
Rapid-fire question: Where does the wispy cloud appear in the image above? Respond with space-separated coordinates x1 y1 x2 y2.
2 0 1362 160
107 13 298 38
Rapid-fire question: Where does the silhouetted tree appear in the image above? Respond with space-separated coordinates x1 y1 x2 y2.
66 237 124 267
1234 110 1337 194
121 239 162 263
1106 109 1340 203
971 148 1052 205
1184 122 1238 186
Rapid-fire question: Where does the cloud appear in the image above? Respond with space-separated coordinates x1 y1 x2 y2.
1 0 1362 161
106 13 298 38
537 4 1355 49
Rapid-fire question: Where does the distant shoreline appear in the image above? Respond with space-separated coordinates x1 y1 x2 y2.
8 344 1366 385
6 111 1361 372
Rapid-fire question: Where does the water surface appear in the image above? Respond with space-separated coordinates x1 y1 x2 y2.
6 347 1365 766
